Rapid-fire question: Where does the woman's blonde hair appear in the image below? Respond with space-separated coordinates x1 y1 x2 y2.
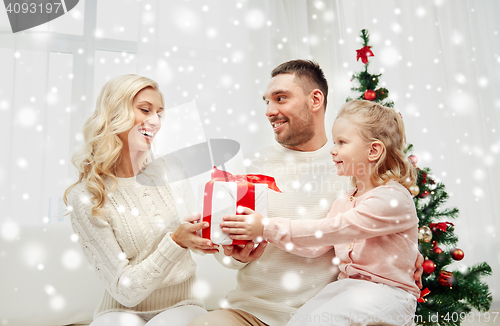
63 74 164 217
337 99 416 188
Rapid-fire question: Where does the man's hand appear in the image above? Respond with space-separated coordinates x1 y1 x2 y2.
414 252 424 289
170 214 219 254
220 206 266 241
222 241 268 263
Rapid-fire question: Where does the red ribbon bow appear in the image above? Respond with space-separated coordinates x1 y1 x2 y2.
429 222 454 233
356 46 374 64
417 288 431 303
210 167 282 193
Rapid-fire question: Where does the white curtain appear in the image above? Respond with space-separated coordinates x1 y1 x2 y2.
0 0 498 307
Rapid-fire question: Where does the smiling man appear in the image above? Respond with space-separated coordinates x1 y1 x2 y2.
264 61 328 151
188 60 422 326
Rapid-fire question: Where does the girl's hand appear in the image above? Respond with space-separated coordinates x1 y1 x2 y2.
414 252 424 289
220 207 266 241
171 214 219 254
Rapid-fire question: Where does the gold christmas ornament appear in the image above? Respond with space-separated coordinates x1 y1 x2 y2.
418 226 433 242
409 185 420 196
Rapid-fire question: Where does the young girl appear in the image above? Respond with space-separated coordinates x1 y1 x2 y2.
221 99 419 326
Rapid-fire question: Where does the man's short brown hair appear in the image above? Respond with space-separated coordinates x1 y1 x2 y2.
271 59 328 110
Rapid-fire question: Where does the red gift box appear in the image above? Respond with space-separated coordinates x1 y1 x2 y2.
200 167 281 245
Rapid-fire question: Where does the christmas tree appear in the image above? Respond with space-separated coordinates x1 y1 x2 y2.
348 29 492 326
346 29 394 108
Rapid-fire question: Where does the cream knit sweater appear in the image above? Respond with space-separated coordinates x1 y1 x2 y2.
68 157 204 319
216 143 350 326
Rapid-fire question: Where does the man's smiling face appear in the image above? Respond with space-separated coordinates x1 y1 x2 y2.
263 73 315 150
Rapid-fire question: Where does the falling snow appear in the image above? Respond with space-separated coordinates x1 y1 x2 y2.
1 2 499 324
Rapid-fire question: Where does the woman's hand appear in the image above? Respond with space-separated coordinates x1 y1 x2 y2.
220 206 266 241
170 214 219 254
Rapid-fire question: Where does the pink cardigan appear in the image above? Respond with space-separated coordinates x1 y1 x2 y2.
263 180 420 298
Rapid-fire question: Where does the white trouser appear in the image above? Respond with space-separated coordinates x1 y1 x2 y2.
287 278 417 326
90 305 208 326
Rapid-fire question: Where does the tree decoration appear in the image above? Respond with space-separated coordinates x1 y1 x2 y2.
430 222 454 234
356 45 374 64
432 246 443 254
409 154 418 166
346 30 492 325
363 89 376 100
418 288 431 303
409 185 420 197
451 248 465 261
438 271 455 287
346 29 394 107
418 226 433 242
423 259 436 274
419 190 430 199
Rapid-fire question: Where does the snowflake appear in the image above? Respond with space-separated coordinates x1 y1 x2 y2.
16 157 28 169
17 107 37 128
245 9 265 29
50 295 66 310
194 279 211 299
1 221 20 241
62 249 83 270
416 7 426 17
282 272 301 291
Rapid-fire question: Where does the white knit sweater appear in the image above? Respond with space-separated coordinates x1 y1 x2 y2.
216 143 351 326
68 157 204 319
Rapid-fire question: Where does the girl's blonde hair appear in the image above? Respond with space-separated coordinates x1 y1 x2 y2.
63 74 164 217
338 99 416 188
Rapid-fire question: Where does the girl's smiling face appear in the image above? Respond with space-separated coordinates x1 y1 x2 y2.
330 117 372 178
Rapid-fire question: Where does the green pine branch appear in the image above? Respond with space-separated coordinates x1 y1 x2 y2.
405 144 414 154
360 29 370 47
457 263 493 311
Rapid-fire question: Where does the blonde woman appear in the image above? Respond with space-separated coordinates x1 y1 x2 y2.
64 74 218 326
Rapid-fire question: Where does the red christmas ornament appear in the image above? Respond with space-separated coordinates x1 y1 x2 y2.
432 247 443 254
438 271 455 287
432 240 437 248
409 155 418 166
364 89 376 101
422 259 436 274
429 222 454 233
356 46 374 64
451 248 464 261
419 190 430 198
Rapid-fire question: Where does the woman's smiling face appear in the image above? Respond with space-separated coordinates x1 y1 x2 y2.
119 87 164 152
